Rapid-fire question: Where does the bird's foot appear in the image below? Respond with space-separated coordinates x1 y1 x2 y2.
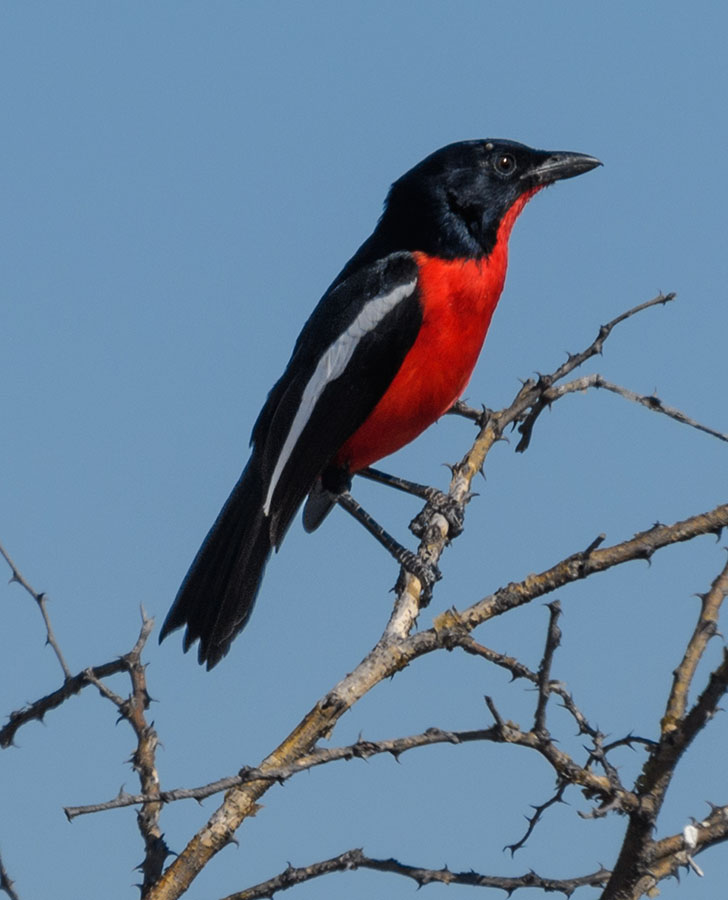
395 549 442 604
409 489 465 540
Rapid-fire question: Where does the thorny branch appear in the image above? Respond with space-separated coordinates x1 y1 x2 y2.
511 292 678 452
4 293 728 899
0 657 128 749
68 505 727 826
0 540 72 680
144 293 728 899
601 557 728 900
220 848 612 900
534 600 562 734
455 633 599 737
66 725 502 817
504 781 569 856
664 554 728 727
0 852 20 900
221 803 728 900
537 374 728 444
81 611 171 895
0 544 169 896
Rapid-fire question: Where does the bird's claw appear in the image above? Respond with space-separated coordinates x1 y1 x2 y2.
396 550 441 604
409 489 465 539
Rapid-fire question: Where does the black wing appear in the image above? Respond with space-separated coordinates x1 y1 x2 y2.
257 251 423 545
161 250 423 666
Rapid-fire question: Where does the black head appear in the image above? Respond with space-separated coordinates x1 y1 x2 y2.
356 139 601 264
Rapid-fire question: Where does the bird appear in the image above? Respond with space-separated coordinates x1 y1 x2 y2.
160 138 601 668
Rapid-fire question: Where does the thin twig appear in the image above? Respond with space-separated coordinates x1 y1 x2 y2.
1 658 127 748
220 847 611 900
66 724 504 817
0 852 20 900
458 634 599 737
426 506 728 638
84 668 126 708
541 374 728 443
663 554 728 729
534 601 562 733
83 610 169 895
515 293 676 452
146 295 728 900
504 781 569 856
0 540 72 679
601 554 728 900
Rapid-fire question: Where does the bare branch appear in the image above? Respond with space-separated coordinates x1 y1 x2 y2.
82 611 170 895
84 668 126 708
425 505 728 639
663 554 728 728
534 601 562 734
650 805 728 884
542 374 728 443
0 540 72 679
515 292 676 452
1 658 127 749
66 724 506 817
6 288 726 900
146 500 728 899
458 634 599 738
220 847 611 900
0 852 20 900
601 554 728 900
130 292 728 899
505 781 569 856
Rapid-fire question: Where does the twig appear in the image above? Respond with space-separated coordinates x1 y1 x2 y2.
0 540 72 679
145 504 727 897
219 847 611 900
663 554 728 729
650 804 728 882
458 635 599 738
66 724 505 817
601 555 728 900
1 658 127 749
81 610 169 895
534 601 562 734
504 781 569 856
146 295 728 900
515 293 676 452
585 733 624 795
447 399 491 424
427 505 728 637
0 852 20 900
539 374 728 444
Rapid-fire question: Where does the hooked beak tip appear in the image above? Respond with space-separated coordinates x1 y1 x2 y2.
526 152 603 185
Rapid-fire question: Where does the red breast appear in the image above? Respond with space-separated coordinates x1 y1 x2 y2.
334 187 540 473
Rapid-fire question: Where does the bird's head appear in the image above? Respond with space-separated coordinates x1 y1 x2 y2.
379 139 602 258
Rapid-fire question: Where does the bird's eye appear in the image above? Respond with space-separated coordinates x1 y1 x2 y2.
494 153 517 176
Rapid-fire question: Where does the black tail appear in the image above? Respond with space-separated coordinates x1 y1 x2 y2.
160 457 273 669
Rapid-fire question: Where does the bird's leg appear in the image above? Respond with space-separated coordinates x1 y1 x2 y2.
336 491 441 599
357 466 465 538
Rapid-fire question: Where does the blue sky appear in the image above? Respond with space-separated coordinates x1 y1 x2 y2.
1 3 727 898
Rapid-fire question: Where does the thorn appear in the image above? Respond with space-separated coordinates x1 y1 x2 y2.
582 533 606 555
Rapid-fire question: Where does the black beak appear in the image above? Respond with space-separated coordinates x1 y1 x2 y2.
525 151 603 186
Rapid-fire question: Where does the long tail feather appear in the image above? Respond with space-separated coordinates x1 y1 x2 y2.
160 458 272 669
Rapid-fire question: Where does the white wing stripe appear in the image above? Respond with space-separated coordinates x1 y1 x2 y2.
263 278 418 516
